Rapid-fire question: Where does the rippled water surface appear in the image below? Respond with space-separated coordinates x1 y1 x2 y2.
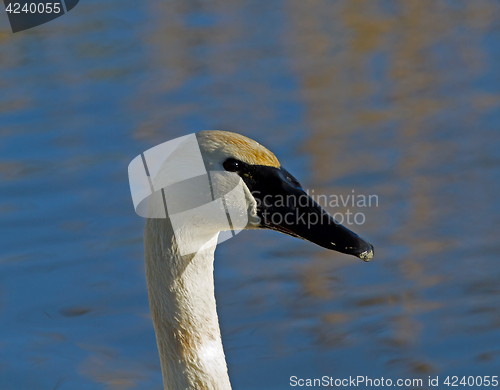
1 1 500 389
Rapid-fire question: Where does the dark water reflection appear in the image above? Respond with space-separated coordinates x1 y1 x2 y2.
1 0 500 389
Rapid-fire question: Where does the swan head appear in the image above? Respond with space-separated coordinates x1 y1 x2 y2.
195 130 374 261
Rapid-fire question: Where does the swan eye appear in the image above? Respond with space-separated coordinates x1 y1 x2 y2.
223 158 241 172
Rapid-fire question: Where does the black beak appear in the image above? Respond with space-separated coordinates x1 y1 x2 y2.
241 164 374 261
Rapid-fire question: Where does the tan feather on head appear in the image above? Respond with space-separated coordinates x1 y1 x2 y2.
196 130 280 168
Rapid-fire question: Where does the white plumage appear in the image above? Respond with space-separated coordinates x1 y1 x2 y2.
142 131 373 390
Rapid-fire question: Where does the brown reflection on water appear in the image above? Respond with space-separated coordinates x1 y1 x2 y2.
79 354 147 390
133 0 245 143
284 0 500 376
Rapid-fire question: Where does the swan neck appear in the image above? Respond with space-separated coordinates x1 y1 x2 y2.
144 219 231 390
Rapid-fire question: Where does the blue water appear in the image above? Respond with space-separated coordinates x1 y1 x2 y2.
1 1 500 389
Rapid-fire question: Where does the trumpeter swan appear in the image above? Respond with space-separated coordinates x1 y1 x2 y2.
139 131 373 390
